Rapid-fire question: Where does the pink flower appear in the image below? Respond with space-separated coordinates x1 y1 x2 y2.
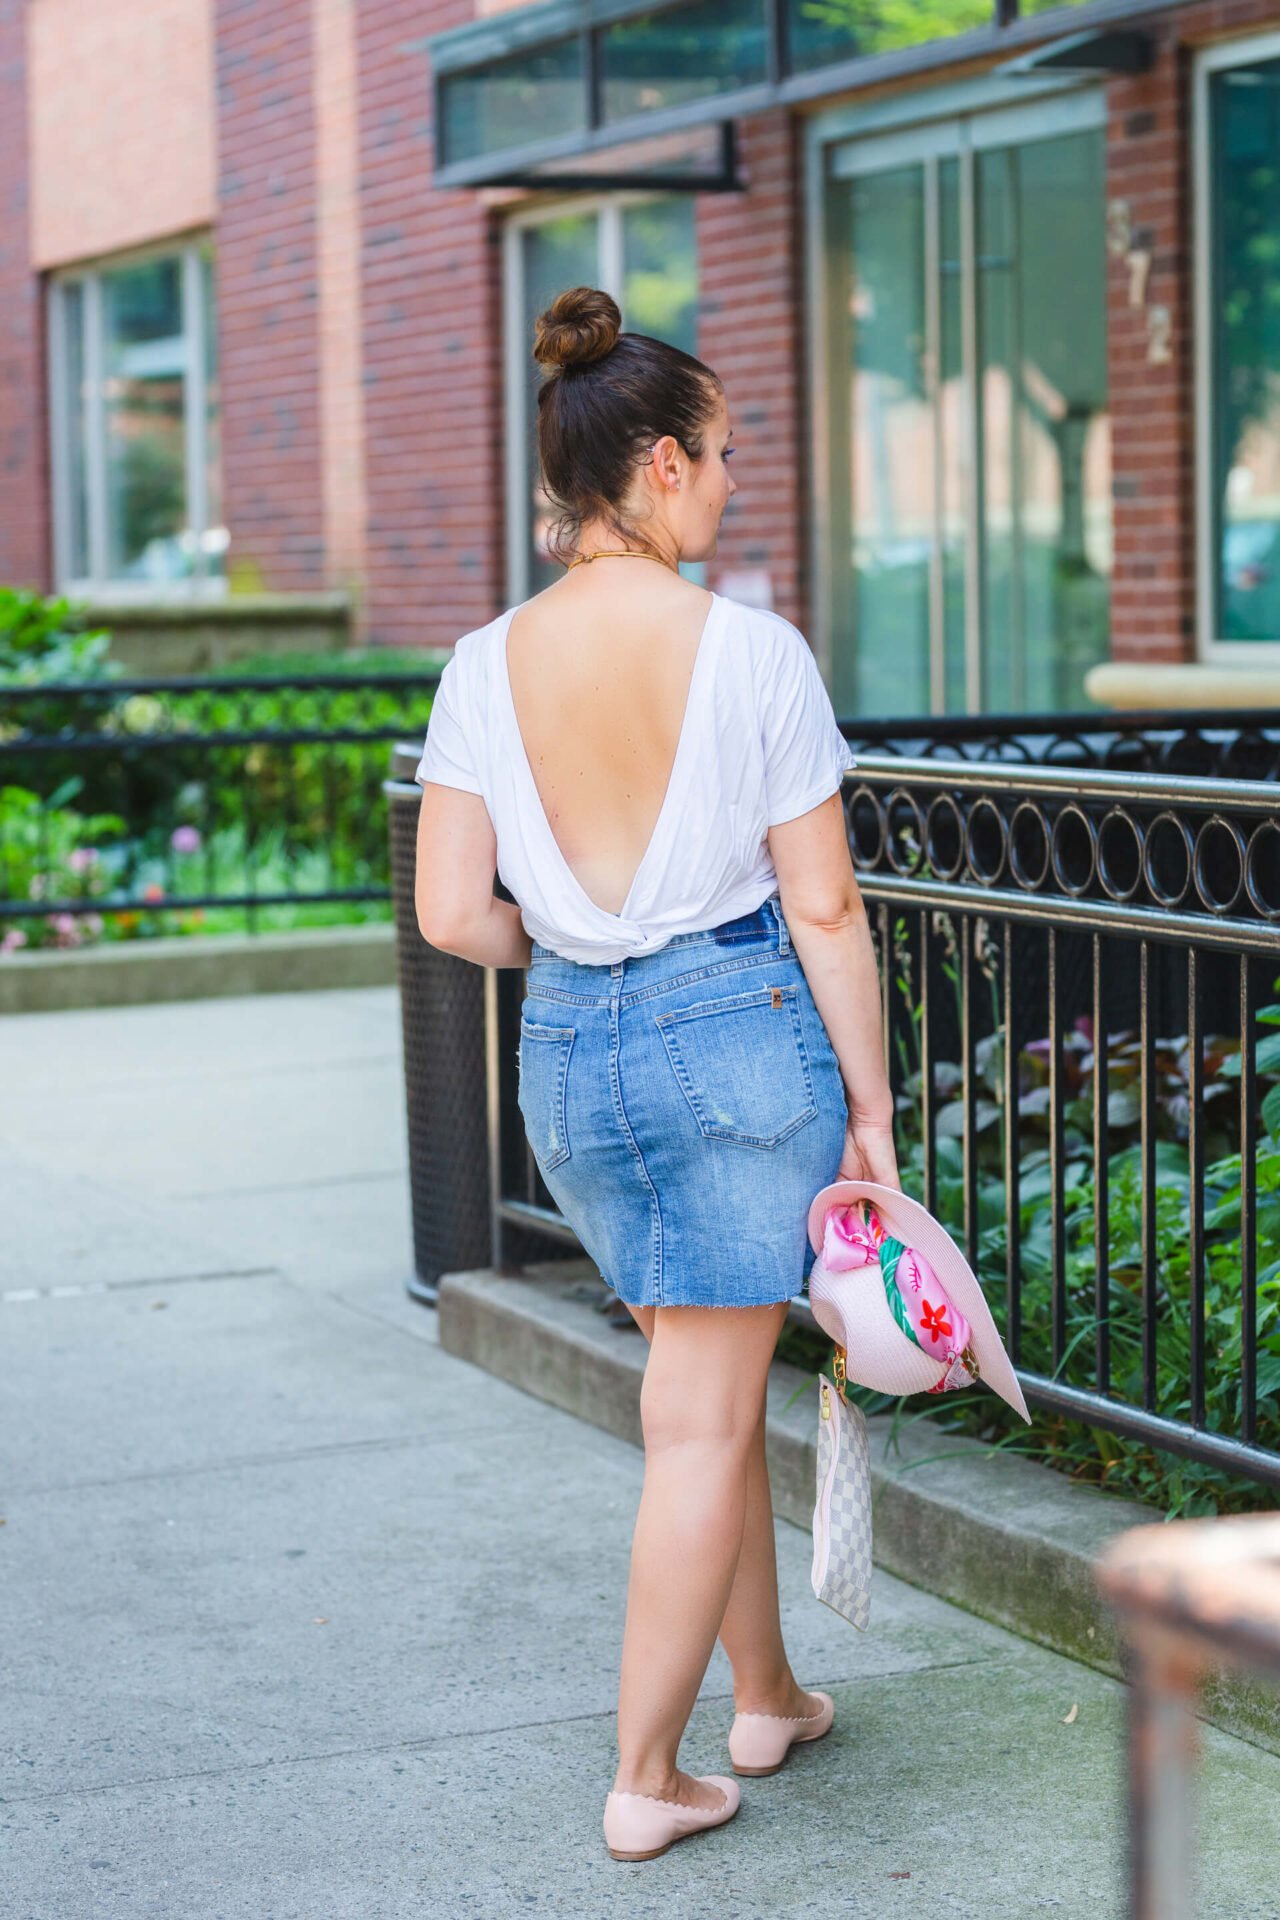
920 1297 953 1343
170 825 201 854
47 913 83 948
0 927 29 954
82 913 104 937
67 848 99 873
142 883 166 902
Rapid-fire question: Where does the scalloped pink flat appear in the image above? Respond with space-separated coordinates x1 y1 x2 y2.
602 1774 740 1861
728 1691 835 1775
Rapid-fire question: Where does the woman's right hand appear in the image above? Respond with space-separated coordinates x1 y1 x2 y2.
837 1116 901 1191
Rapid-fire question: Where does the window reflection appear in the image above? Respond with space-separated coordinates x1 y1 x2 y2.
1210 56 1280 644
102 258 187 583
443 37 584 166
787 0 992 74
601 0 768 123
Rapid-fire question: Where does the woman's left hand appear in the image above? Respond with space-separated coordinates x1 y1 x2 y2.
837 1116 900 1191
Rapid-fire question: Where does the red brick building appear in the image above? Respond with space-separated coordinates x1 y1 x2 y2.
1 0 1278 713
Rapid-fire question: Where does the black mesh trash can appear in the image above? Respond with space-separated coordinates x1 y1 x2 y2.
386 743 491 1303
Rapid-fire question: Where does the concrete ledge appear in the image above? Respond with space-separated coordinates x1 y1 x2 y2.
0 923 394 1013
1085 660 1280 710
438 1260 1280 1757
86 593 353 675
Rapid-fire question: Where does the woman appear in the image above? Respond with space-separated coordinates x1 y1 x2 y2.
414 285 899 1863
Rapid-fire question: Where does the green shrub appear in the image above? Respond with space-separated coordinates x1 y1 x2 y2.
0 588 115 685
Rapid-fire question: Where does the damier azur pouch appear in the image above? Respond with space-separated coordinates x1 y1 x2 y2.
810 1363 873 1631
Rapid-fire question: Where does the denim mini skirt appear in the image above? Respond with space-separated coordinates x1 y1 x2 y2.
517 894 848 1310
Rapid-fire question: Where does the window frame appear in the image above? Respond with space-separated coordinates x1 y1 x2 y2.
1193 27 1280 663
47 232 224 602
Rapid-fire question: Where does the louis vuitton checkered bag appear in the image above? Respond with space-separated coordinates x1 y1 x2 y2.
810 1356 873 1631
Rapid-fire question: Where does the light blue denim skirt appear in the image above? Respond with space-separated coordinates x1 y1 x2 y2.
516 894 848 1309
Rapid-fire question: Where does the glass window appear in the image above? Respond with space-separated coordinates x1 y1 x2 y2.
102 257 187 582
441 36 584 167
786 0 993 75
511 195 700 597
520 212 601 596
621 198 698 353
601 0 768 124
824 102 1109 716
51 240 224 592
1206 50 1280 646
59 279 90 583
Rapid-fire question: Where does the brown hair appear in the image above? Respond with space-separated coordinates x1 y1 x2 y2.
531 285 722 567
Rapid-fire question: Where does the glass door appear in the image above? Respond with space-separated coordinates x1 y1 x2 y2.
823 92 1110 717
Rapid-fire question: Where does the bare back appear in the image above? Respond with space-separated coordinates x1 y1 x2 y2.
505 572 717 917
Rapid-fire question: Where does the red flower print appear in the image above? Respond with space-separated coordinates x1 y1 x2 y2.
919 1298 952 1344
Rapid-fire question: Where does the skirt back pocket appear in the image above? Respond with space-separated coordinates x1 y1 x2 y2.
517 1018 576 1172
654 982 818 1148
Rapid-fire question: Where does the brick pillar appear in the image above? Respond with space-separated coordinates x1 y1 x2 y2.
356 2 504 651
0 0 49 591
1105 18 1196 667
313 0 368 620
214 0 324 592
697 110 808 635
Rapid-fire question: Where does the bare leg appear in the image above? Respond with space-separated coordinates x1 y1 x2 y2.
611 1300 788 1808
716 1402 824 1716
621 1300 822 1721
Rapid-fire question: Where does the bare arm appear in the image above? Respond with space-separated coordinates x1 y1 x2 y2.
767 789 900 1189
414 783 533 970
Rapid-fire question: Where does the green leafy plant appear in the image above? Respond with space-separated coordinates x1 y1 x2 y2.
0 588 115 686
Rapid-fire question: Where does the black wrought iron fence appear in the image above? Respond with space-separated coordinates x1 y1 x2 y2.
0 672 438 945
841 705 1280 781
490 747 1280 1494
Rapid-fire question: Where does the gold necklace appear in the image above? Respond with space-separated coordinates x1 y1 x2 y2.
566 549 680 575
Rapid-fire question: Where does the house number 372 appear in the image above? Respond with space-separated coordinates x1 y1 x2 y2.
1107 197 1172 366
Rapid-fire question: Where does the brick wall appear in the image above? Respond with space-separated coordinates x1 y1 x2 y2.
0 0 47 590
28 0 216 270
356 1 504 651
697 110 808 636
1105 0 1280 665
214 0 324 591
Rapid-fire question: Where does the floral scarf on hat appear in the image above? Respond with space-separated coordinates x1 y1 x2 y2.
821 1200 980 1393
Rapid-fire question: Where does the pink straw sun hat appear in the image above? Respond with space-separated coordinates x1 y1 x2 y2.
806 1179 1031 1423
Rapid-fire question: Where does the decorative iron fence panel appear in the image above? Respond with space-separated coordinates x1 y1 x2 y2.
491 748 1280 1493
0 673 438 942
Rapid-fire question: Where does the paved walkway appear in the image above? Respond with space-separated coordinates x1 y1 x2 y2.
3 986 1279 1920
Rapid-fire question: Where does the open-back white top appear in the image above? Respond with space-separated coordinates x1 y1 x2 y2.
413 591 856 965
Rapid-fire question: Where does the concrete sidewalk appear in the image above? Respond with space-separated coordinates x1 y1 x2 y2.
2 985 1278 1919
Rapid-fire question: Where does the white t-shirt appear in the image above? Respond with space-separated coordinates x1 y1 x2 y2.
413 591 856 965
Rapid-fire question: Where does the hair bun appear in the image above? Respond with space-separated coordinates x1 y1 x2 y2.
532 286 621 371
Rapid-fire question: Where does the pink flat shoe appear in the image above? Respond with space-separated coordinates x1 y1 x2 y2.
602 1775 740 1861
728 1691 835 1775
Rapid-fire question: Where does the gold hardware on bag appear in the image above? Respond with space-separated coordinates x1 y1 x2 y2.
770 987 783 1008
833 1345 847 1401
820 1380 831 1419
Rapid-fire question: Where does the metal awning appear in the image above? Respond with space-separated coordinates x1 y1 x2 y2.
411 0 1174 190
